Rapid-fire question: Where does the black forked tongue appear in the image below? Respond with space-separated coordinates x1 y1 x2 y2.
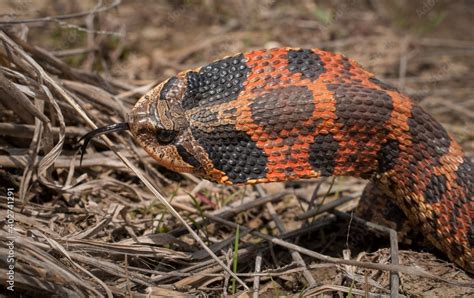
78 122 130 166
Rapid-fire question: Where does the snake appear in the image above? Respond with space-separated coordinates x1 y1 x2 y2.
80 47 473 272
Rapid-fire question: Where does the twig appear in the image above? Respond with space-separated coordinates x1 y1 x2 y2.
0 122 87 138
252 252 262 298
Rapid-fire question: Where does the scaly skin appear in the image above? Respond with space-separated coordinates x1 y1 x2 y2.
128 48 473 272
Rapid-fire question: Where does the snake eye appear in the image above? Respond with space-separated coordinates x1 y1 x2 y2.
156 129 178 145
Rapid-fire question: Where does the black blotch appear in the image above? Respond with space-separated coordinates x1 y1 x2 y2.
329 83 394 125
468 222 474 248
287 49 325 81
191 125 267 183
369 77 399 92
182 71 201 109
309 133 339 176
383 200 409 230
160 76 179 99
176 144 202 169
182 53 249 110
450 210 458 232
455 158 473 199
249 86 317 134
423 174 447 204
377 139 400 172
408 105 451 159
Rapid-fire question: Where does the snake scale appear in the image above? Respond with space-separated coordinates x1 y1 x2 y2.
84 48 473 272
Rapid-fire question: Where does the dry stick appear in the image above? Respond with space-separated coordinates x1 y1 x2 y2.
18 100 44 203
303 284 392 298
0 31 249 291
252 252 262 298
0 154 126 169
256 186 316 287
0 122 87 138
203 212 473 288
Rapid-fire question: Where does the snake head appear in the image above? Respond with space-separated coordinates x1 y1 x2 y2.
80 73 215 179
128 73 226 182
128 75 200 173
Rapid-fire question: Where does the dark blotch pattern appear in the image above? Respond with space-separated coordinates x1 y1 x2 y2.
369 77 399 92
423 174 447 204
455 158 473 199
176 144 202 169
468 222 474 247
191 125 267 183
408 105 451 158
250 86 315 134
377 139 400 172
329 83 394 125
160 76 179 99
287 49 325 81
182 71 200 109
309 133 339 176
182 54 249 109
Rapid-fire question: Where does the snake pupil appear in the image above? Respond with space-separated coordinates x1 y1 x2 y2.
156 129 178 145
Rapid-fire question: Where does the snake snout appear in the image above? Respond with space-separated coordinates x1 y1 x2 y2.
128 93 160 137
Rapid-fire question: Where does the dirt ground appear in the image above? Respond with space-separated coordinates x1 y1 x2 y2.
0 0 473 297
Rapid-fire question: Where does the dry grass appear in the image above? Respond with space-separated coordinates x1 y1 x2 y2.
0 1 473 297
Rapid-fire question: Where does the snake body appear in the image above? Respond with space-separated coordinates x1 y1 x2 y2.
128 48 473 272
